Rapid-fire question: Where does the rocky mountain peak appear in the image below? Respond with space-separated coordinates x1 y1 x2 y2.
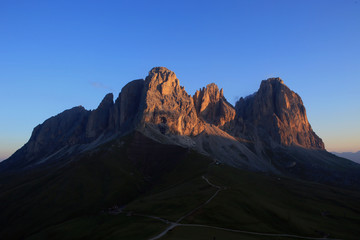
98 93 114 109
145 67 180 95
114 79 145 131
264 77 284 85
235 78 325 149
193 83 235 127
86 93 114 139
198 83 223 100
1 67 327 174
142 67 199 136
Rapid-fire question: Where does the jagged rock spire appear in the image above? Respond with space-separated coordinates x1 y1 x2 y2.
193 83 235 127
142 67 199 135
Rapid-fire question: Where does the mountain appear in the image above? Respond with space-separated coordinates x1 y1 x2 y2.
333 151 360 163
2 67 358 186
1 67 360 239
193 83 235 127
233 77 324 149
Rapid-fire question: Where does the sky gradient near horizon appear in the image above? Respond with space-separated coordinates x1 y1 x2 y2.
1 0 359 161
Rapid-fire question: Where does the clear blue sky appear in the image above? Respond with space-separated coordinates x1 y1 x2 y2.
1 0 359 160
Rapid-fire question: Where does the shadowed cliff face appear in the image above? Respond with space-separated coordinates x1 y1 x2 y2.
113 79 145 132
1 106 90 170
0 80 146 171
235 78 325 149
86 93 114 139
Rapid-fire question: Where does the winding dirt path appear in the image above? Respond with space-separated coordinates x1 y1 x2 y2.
147 176 223 240
144 176 341 240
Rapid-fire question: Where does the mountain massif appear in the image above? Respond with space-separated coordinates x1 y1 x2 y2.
1 67 360 240
2 67 357 185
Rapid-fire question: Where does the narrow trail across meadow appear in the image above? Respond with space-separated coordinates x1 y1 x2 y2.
132 175 342 240
147 175 224 240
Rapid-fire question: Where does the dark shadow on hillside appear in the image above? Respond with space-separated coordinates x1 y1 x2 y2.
1 131 360 240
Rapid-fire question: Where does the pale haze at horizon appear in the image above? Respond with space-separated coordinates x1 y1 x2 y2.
1 0 359 161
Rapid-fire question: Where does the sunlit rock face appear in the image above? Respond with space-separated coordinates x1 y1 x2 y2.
141 67 201 135
235 77 325 149
193 83 235 127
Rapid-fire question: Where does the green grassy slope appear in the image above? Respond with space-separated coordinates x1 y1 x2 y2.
162 226 302 240
28 160 360 240
1 133 360 240
27 215 167 240
0 133 210 239
0 134 144 239
178 164 360 239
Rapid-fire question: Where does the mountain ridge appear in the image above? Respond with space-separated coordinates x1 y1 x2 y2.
1 66 359 188
1 67 360 239
332 151 360 163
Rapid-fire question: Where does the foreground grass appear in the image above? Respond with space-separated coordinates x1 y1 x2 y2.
27 215 166 240
178 164 360 240
19 162 360 240
162 225 305 240
125 152 214 221
2 133 360 240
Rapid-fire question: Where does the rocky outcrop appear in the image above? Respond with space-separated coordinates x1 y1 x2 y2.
0 106 90 170
113 79 145 132
235 78 325 149
86 79 146 139
26 106 90 153
86 93 114 139
193 83 235 127
141 67 201 135
138 69 265 169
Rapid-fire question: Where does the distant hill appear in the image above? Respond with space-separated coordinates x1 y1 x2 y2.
332 151 360 163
